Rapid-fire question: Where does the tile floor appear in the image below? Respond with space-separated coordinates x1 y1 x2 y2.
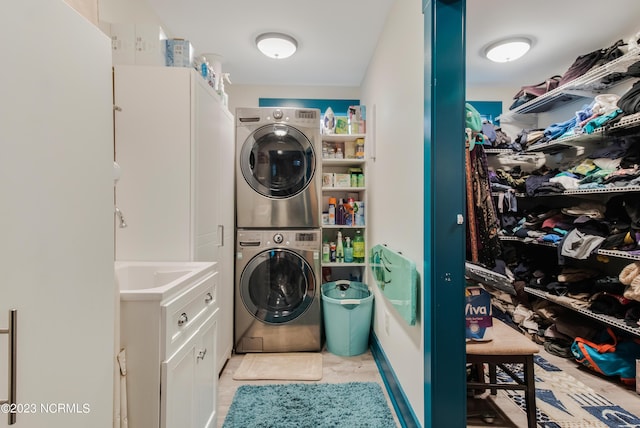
217 349 400 427
217 345 640 427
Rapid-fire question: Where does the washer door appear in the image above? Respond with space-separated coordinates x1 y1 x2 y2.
240 248 315 324
240 124 316 199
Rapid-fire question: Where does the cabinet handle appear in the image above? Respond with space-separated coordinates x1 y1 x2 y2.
204 293 213 304
217 225 224 247
197 348 207 361
177 313 188 327
0 309 17 425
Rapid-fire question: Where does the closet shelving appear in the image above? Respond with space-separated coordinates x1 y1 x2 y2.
492 185 640 198
498 235 640 261
498 48 640 120
524 286 640 337
489 47 640 340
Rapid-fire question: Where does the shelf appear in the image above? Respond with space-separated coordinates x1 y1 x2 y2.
485 148 517 155
498 48 640 122
609 112 640 132
525 287 640 337
321 133 366 141
492 185 640 198
322 224 366 229
499 235 640 261
322 262 366 267
322 186 365 192
498 235 557 247
525 128 606 153
321 158 365 166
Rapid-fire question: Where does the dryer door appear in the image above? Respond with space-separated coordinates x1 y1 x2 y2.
240 124 316 199
239 248 316 324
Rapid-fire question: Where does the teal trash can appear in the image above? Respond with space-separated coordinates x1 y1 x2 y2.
321 280 374 356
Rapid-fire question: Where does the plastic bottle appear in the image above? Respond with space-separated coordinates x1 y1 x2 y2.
353 230 365 263
328 197 336 225
336 198 347 226
329 242 336 262
336 231 344 262
335 147 343 159
344 237 354 263
322 240 330 262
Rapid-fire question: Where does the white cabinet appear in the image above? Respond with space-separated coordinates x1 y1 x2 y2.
161 311 218 428
1 2 115 427
320 134 368 282
121 268 219 428
113 65 234 373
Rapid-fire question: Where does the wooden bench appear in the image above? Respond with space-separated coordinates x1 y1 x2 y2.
466 318 540 428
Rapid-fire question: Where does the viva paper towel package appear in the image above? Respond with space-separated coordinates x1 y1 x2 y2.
465 286 493 342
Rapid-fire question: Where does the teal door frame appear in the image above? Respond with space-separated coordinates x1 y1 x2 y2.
423 0 466 427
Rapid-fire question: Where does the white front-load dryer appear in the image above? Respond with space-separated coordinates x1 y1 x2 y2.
234 229 322 353
236 107 321 228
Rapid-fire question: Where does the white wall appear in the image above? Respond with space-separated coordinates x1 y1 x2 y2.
360 0 424 424
226 85 360 113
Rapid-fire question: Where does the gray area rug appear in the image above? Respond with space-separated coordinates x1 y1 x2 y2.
222 382 397 427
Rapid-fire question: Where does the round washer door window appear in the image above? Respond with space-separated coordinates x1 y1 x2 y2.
240 248 315 324
240 124 316 199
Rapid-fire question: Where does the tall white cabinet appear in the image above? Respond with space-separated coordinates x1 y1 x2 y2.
113 65 234 375
1 1 115 427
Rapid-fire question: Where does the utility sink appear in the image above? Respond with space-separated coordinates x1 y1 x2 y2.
115 261 216 301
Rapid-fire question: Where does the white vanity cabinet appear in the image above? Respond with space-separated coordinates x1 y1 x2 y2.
161 310 218 428
120 267 219 428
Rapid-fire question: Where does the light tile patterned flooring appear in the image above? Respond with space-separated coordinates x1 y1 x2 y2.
217 345 640 427
217 349 401 427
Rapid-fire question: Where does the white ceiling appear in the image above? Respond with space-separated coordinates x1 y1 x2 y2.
146 0 640 88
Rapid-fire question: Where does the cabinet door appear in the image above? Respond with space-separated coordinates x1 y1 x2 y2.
114 66 192 261
161 310 218 428
212 101 235 373
193 75 221 262
195 312 218 428
161 335 197 428
1 2 115 427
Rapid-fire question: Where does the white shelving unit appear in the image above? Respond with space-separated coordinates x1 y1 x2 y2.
320 133 368 282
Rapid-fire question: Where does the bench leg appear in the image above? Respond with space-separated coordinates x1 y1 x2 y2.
523 354 537 428
489 363 497 395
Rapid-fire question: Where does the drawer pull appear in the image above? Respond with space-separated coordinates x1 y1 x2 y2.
204 293 213 304
177 313 188 327
197 348 207 361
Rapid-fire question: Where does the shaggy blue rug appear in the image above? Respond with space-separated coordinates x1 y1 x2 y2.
222 382 397 427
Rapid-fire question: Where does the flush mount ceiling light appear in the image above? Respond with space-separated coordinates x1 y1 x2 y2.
256 32 298 59
484 37 531 63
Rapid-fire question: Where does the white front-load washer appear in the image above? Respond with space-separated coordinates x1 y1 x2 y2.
236 107 321 228
234 229 322 353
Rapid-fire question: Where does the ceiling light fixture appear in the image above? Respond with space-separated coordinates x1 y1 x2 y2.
256 32 298 59
484 37 531 63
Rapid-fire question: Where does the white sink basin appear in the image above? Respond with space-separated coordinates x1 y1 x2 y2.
116 261 216 301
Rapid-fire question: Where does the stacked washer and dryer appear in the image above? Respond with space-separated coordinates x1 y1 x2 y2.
234 107 322 353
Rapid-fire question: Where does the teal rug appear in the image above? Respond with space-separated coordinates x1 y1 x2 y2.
222 382 397 427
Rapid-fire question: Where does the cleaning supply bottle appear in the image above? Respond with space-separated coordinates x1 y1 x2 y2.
344 237 354 263
353 230 365 263
322 240 330 263
336 231 344 263
328 197 336 225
